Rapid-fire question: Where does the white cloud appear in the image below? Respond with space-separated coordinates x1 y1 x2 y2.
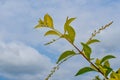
0 41 53 80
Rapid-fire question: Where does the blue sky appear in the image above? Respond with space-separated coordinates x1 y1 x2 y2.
0 0 120 80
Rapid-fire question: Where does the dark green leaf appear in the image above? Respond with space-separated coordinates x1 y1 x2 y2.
86 39 100 45
105 67 112 77
81 42 92 60
56 50 76 64
100 55 116 64
75 67 96 76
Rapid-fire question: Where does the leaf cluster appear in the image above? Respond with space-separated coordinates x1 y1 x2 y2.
34 14 119 80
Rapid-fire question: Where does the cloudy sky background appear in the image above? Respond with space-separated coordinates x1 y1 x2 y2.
0 0 120 80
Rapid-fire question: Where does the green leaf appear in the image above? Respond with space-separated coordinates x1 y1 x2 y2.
100 55 116 64
103 61 113 77
65 25 76 43
81 42 92 60
61 34 74 43
44 14 54 28
86 39 100 45
99 66 108 76
56 50 76 64
75 67 96 76
104 60 110 67
44 30 61 36
105 67 112 77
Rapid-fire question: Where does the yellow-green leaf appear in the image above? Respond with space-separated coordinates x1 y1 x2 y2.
65 17 76 26
99 66 108 76
81 42 92 60
61 34 72 42
95 58 101 66
34 19 45 28
56 50 76 64
44 14 54 28
75 67 96 76
104 60 110 67
44 30 61 36
64 17 76 33
86 39 100 45
65 25 76 43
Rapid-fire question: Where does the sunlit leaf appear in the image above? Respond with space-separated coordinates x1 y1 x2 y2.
44 14 54 28
95 58 101 66
100 55 116 64
64 25 76 43
104 60 110 67
62 34 75 43
64 17 76 33
34 19 45 28
65 17 76 25
110 71 119 80
99 66 107 76
56 50 76 64
86 39 100 45
90 64 98 71
81 42 92 60
75 67 96 76
44 30 61 36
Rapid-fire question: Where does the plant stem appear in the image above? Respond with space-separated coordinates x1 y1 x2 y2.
66 39 108 79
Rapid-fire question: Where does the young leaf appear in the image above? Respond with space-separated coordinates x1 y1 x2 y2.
44 14 54 28
75 67 96 76
95 58 101 66
100 55 116 64
81 42 92 60
86 39 100 45
65 17 76 26
56 50 76 64
34 19 45 28
64 17 76 33
44 30 61 36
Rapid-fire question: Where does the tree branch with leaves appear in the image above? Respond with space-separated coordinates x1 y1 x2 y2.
34 14 120 80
